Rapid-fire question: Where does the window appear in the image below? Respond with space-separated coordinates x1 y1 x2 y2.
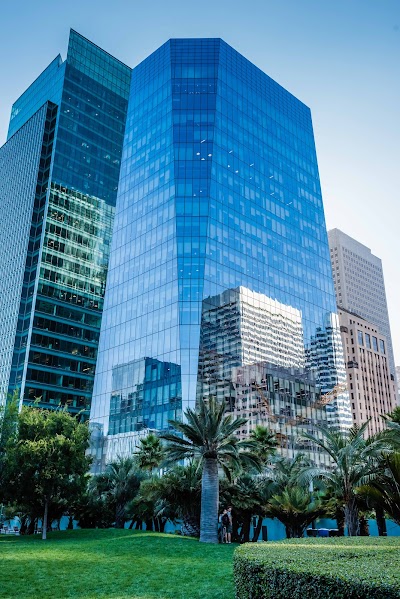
372 336 378 352
365 333 371 349
358 330 364 346
379 339 385 354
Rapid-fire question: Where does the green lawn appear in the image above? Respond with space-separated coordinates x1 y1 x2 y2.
0 529 235 599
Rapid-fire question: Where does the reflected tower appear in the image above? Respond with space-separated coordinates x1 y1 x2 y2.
90 39 351 464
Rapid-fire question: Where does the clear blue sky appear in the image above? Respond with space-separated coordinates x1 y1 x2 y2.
1 0 399 360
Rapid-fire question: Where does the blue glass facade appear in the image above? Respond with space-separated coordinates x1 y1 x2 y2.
90 39 351 467
0 30 131 415
0 103 56 402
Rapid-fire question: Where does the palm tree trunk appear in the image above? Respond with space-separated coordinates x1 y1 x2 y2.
20 515 28 535
115 503 125 529
241 514 251 543
359 515 369 536
145 518 153 531
335 506 345 536
27 517 36 535
200 457 219 543
285 524 294 538
252 516 263 542
376 505 387 536
345 496 359 536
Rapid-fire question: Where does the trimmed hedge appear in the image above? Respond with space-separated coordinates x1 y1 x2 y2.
234 537 400 599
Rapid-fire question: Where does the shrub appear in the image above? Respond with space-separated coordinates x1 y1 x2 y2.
234 537 400 599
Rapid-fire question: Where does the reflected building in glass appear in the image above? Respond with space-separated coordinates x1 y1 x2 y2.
90 38 351 466
0 30 131 416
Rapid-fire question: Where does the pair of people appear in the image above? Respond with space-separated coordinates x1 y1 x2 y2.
220 507 232 543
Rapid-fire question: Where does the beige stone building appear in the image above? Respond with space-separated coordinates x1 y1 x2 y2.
338 307 396 436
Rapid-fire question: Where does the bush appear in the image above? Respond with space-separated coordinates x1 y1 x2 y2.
234 537 400 599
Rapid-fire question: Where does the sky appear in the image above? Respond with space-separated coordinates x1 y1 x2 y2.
0 0 399 360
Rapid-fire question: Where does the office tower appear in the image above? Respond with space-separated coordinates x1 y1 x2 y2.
328 229 396 377
90 38 351 466
338 307 396 436
0 30 131 416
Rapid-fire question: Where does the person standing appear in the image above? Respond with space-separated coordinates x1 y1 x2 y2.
220 509 230 543
226 506 233 544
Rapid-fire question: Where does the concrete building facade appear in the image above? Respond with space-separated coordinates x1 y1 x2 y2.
328 228 396 378
338 307 396 436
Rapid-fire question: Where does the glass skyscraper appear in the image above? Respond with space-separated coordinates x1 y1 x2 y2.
90 38 351 468
0 30 131 416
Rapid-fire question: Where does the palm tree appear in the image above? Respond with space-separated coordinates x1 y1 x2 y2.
381 417 400 450
221 472 272 543
257 454 328 539
161 396 260 543
250 426 277 465
270 453 311 490
358 452 400 526
299 422 390 536
268 486 327 538
136 433 165 473
387 406 400 425
130 462 202 536
95 457 145 528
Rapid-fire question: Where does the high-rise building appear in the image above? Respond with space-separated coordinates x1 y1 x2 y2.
337 307 396 436
0 30 131 415
328 229 396 377
90 38 352 465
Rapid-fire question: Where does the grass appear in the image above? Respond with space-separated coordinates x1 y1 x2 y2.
0 529 235 599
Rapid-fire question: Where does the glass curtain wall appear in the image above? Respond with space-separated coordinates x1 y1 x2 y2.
4 30 131 416
0 103 56 405
90 39 351 468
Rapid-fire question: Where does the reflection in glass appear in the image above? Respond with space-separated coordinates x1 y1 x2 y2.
90 39 352 468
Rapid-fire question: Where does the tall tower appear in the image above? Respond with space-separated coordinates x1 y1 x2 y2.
337 307 396 436
0 31 131 416
328 229 396 378
90 39 351 467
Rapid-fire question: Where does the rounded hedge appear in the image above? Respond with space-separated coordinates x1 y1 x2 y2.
234 537 400 599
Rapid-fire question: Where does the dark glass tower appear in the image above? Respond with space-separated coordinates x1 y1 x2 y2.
0 31 131 416
89 39 352 466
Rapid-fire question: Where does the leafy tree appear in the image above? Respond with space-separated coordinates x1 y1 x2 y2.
136 433 165 473
0 391 19 499
5 406 91 539
299 423 390 536
161 397 261 543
